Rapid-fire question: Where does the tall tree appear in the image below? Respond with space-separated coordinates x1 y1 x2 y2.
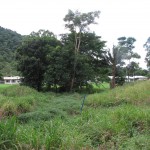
118 37 140 82
118 37 140 62
63 10 100 91
16 30 60 91
107 45 127 88
107 37 140 88
45 32 107 92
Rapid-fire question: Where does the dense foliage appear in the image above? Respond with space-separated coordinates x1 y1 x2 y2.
63 10 102 91
16 10 108 92
17 30 108 91
16 30 61 91
0 26 22 76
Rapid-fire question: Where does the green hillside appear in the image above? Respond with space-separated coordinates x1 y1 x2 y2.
0 80 149 149
0 26 22 76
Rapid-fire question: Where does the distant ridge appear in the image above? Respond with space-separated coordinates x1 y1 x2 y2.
0 26 22 76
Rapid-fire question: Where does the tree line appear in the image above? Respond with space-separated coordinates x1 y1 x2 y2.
16 10 108 91
1 10 150 91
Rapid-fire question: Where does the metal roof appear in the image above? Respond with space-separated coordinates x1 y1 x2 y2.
3 76 21 80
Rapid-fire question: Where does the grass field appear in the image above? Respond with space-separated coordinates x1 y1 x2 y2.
0 81 149 149
0 84 12 88
92 82 110 90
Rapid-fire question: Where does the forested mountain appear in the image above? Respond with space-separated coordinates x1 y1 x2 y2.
0 26 22 76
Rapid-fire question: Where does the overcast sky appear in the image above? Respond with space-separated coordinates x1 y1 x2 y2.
1 0 150 69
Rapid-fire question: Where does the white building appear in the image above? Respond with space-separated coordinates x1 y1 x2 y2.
3 76 21 84
108 76 148 82
125 76 148 82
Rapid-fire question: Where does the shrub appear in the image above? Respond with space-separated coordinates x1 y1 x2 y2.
16 101 32 113
1 85 37 97
2 101 17 116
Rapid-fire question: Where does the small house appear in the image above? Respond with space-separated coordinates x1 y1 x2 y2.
3 76 21 84
108 76 148 82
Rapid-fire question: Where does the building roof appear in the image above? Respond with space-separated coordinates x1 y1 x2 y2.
3 76 21 80
108 76 148 79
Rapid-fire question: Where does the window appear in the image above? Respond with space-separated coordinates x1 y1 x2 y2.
12 80 15 83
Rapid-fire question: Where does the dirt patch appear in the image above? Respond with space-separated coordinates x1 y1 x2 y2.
132 98 150 106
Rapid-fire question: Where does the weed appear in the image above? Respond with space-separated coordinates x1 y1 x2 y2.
18 108 65 123
0 81 149 149
86 80 150 107
2 101 17 116
0 117 18 149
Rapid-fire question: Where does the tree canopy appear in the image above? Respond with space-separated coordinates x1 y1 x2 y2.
63 10 102 91
107 37 140 88
16 30 60 91
16 10 108 92
17 28 107 91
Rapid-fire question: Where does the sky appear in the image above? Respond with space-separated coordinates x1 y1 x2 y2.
0 0 150 69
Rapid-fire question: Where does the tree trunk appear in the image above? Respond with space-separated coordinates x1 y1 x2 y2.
70 33 77 91
70 32 81 92
111 62 116 89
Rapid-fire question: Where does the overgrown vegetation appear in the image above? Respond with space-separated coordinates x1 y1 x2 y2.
16 11 108 92
0 80 149 149
86 80 150 107
0 9 150 150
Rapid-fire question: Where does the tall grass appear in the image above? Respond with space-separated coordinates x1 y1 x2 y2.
0 117 18 149
1 106 149 149
0 85 38 117
1 85 37 97
0 81 149 149
0 117 63 149
86 80 150 107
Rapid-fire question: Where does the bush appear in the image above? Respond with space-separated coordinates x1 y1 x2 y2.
2 101 17 116
16 101 32 113
1 85 37 97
